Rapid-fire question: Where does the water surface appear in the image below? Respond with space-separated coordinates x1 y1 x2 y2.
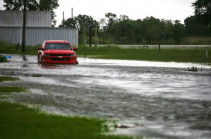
0 55 211 139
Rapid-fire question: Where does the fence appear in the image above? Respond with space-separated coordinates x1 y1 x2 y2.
117 44 211 49
0 27 78 46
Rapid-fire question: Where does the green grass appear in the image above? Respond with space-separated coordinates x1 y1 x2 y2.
0 87 28 95
0 76 27 94
1 40 210 63
0 75 132 139
0 55 8 62
0 101 131 139
0 76 20 82
0 40 38 55
77 45 211 63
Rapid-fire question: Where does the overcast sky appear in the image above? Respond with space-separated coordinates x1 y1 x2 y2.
0 0 196 26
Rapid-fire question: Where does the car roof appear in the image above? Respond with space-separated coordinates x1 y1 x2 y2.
45 40 70 43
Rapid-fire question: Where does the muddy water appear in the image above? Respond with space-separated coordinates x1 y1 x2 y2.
0 55 211 139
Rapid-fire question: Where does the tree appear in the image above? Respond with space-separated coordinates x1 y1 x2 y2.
76 15 95 45
60 18 77 28
3 0 37 10
192 0 211 28
113 20 136 44
172 20 185 44
3 0 59 26
105 12 117 32
162 20 174 43
119 15 130 21
184 15 209 36
60 15 95 45
141 17 164 44
76 14 95 30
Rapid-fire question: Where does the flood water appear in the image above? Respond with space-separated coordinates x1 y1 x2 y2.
0 55 211 139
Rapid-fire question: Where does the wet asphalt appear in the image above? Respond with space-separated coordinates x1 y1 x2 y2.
0 54 211 139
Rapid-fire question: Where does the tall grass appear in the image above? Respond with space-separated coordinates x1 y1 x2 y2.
1 40 210 63
77 45 211 63
0 40 38 55
181 37 211 45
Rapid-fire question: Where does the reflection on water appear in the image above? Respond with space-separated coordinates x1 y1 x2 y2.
0 55 211 139
22 55 28 68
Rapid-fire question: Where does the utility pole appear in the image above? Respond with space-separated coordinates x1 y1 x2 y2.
18 0 23 52
21 0 26 53
63 11 64 27
71 8 73 18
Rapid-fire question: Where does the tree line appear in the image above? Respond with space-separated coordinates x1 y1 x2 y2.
59 0 211 45
60 13 210 45
3 0 211 45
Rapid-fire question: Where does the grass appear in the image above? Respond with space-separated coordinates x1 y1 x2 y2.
0 40 38 55
0 76 27 95
181 37 211 45
188 66 198 72
0 55 8 62
77 45 211 63
0 102 131 139
0 40 210 63
0 75 132 139
0 87 28 95
0 76 20 82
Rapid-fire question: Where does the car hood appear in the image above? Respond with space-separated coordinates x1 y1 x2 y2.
44 50 75 54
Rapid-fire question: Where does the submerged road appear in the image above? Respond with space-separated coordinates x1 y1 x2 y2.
0 55 211 139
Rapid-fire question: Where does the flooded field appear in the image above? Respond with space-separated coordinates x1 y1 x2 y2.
0 55 211 139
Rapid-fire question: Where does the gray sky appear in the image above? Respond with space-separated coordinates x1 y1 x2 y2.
0 0 195 26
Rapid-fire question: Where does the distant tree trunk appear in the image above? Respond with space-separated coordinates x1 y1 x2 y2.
89 27 92 47
82 25 86 46
95 22 98 47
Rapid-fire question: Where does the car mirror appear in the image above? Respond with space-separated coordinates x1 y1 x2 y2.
73 47 78 51
38 47 43 51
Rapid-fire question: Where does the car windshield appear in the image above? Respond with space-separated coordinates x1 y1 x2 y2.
45 43 71 50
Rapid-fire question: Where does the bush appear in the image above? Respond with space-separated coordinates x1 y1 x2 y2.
0 55 7 62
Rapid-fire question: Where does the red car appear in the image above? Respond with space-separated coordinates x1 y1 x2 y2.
38 40 78 64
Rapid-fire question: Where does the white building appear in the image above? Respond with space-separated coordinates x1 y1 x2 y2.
0 10 78 46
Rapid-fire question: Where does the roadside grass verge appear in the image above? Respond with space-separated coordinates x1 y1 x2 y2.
77 45 211 63
0 101 131 139
0 41 38 55
1 40 210 63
